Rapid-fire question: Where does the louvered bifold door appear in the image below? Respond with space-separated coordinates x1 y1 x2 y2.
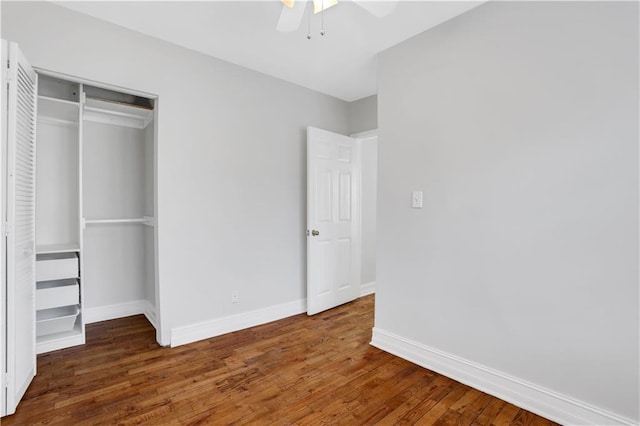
4 41 37 416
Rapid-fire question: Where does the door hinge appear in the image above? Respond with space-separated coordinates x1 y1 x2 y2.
5 60 12 83
4 222 14 237
2 373 10 387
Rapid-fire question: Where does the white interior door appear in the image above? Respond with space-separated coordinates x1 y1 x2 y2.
307 127 361 315
2 41 38 416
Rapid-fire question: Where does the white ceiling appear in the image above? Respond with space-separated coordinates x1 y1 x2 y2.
55 1 482 102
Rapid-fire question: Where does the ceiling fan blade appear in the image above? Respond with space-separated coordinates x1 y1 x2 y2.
353 0 397 18
312 0 338 14
277 1 307 32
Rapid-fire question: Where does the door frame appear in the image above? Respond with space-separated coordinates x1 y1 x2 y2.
350 129 378 297
1 38 8 418
32 67 168 347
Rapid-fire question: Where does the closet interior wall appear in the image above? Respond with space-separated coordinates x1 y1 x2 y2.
82 118 150 310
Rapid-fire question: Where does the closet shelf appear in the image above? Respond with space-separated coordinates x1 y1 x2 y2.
36 323 84 355
83 216 155 227
38 116 79 127
83 97 153 129
38 95 79 124
36 243 80 255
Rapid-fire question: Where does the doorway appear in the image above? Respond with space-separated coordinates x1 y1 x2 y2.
352 130 378 297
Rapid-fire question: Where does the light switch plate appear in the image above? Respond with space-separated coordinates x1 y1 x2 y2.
412 191 423 208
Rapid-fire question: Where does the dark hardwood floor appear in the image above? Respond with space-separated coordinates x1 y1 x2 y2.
5 296 556 425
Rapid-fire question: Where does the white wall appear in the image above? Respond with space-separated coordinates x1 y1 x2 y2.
2 1 349 343
374 2 638 425
348 95 377 135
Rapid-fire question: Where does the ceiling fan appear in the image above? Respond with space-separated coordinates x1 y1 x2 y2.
276 0 398 33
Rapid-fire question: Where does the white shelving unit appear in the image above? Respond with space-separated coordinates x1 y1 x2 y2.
34 76 84 354
35 251 82 354
31 72 159 355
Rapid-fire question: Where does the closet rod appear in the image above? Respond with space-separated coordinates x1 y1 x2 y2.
82 217 155 227
85 218 145 224
84 105 147 121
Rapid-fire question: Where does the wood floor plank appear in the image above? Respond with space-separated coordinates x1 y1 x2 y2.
414 383 470 424
459 392 495 424
492 403 522 426
510 409 538 426
472 398 509 426
3 295 557 425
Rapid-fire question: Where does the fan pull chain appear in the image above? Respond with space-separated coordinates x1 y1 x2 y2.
321 0 325 36
307 2 312 39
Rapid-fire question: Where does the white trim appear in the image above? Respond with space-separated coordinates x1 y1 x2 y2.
350 128 378 139
84 300 147 324
143 301 158 330
370 328 637 426
171 299 307 347
360 281 376 297
353 129 377 306
33 67 157 100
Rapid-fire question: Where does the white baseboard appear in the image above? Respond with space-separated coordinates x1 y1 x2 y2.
143 301 158 329
371 328 636 426
171 299 307 347
360 281 376 297
84 300 147 324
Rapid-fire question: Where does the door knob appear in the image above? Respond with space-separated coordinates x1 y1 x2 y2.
311 230 320 236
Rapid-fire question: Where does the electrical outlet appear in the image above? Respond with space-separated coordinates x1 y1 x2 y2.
231 291 239 303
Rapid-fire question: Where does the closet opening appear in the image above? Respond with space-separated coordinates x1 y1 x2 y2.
34 72 161 354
